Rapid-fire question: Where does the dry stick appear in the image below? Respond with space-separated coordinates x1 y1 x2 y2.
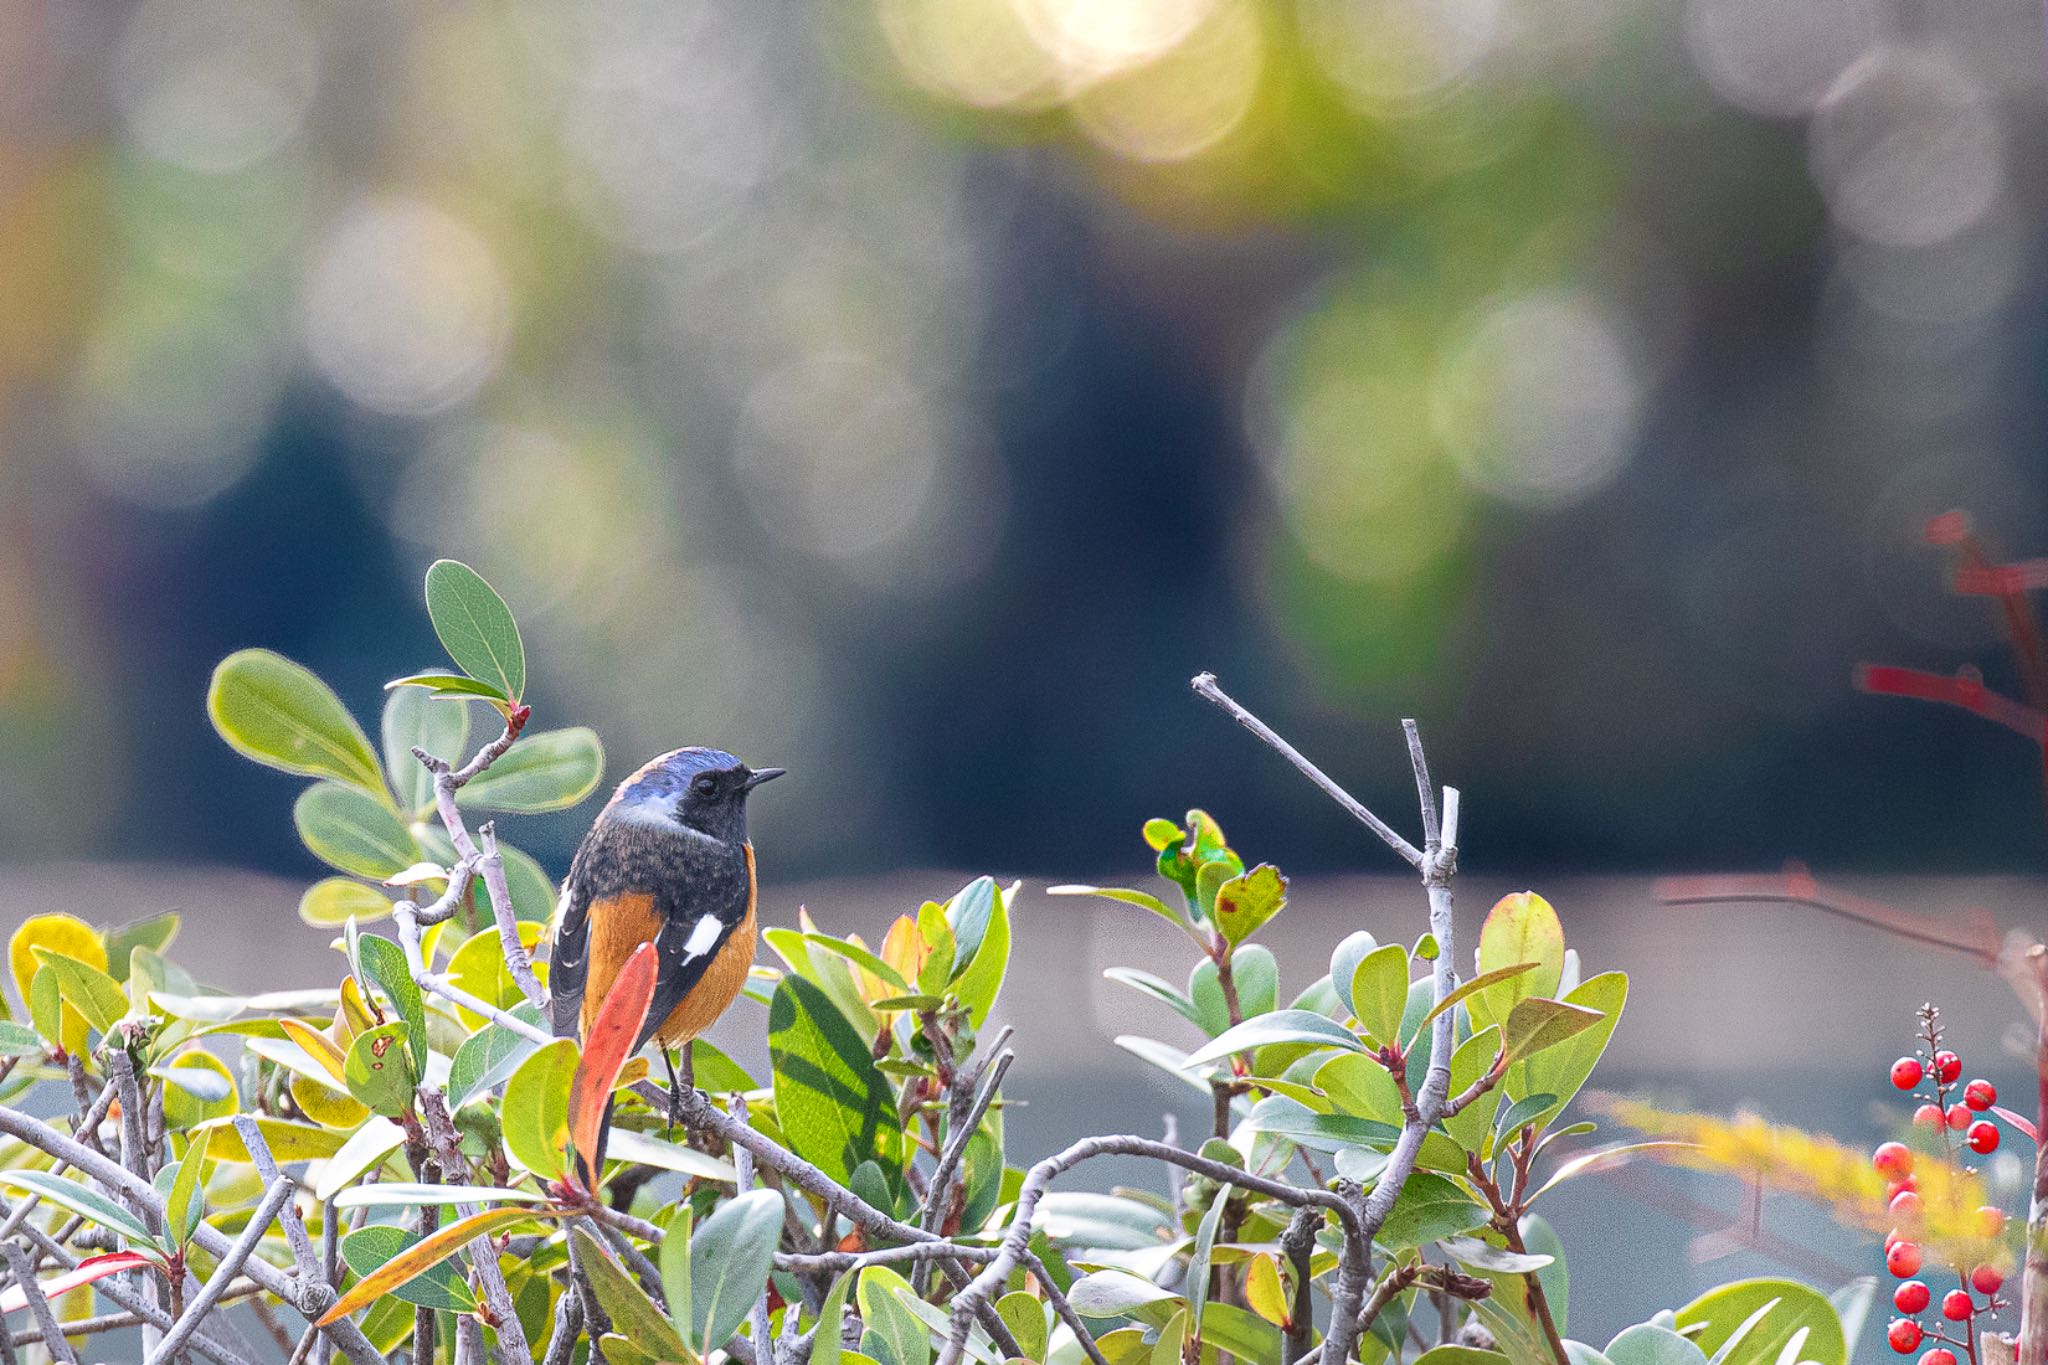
1280 1206 1320 1365
0 1080 118 1246
541 1287 583 1365
0 1198 261 1365
1 1240 78 1365
0 1262 19 1365
0 1106 385 1365
455 1311 486 1365
636 1081 1028 1360
940 1135 1368 1365
145 1177 294 1365
1193 677 1463 1365
232 1119 322 1283
731 1094 778 1363
1023 1250 1112 1365
416 1091 537 1365
2 1287 268 1351
413 730 547 1011
916 1041 1016 1289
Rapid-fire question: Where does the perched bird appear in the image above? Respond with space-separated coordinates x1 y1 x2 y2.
548 747 783 1108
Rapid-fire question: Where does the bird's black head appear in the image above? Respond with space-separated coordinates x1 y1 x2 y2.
605 746 784 845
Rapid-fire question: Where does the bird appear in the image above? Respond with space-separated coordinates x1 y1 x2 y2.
547 747 783 1149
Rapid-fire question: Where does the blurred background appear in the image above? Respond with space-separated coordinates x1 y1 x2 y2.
5 0 2048 1343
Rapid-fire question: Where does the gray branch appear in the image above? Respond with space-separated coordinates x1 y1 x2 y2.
144 1177 293 1365
2 1240 78 1365
411 727 547 1010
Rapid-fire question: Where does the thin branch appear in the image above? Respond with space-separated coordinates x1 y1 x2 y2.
232 1118 321 1283
938 1135 1363 1365
733 1094 777 1364
1403 719 1439 849
1191 673 1424 868
921 1044 1012 1237
393 900 554 1046
417 1090 535 1365
412 727 547 1010
0 1080 117 1245
145 1178 293 1365
0 1105 385 1365
776 1243 1001 1274
1024 1251 1112 1365
1 1240 78 1365
3 1284 267 1350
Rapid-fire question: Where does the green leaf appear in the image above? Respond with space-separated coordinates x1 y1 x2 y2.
0 1171 156 1247
208 649 385 795
31 950 129 1034
1069 1270 1182 1317
165 1127 212 1246
1414 1351 1511 1365
692 1188 784 1356
1046 884 1190 935
1213 864 1287 946
1496 1093 1558 1141
424 559 526 702
1329 931 1378 1019
1183 1010 1363 1068
354 932 428 1074
802 934 913 995
1422 962 1540 1029
1185 1180 1231 1346
943 876 997 969
808 1267 854 1365
491 843 560 924
340 1225 477 1314
1604 1325 1710 1365
659 1204 693 1349
1522 1214 1569 1335
1189 945 1277 1037
1350 943 1411 1046
1378 1171 1489 1248
1500 998 1605 1066
103 913 180 981
294 782 420 879
383 681 470 815
573 1228 693 1361
768 975 906 1188
914 901 956 996
1316 1051 1403 1125
384 673 509 702
1673 1279 1846 1365
457 728 605 813
953 882 1011 1028
859 1265 933 1365
1245 1096 1400 1153
996 1291 1048 1362
688 1038 757 1093
334 1184 546 1209
1518 972 1628 1129
1103 969 1204 1030
0 1020 40 1057
1441 1026 1504 1153
343 1022 417 1117
502 1038 578 1183
1468 892 1564 1036
1141 817 1183 851
604 1128 739 1183
299 878 393 928
449 1002 547 1110
1438 1237 1553 1275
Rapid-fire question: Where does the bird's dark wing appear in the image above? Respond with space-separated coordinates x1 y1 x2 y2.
633 908 741 1052
548 881 591 1039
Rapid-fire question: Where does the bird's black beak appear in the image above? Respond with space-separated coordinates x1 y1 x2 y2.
742 767 786 790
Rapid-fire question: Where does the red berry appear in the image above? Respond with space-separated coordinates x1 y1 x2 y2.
1934 1051 1962 1082
1921 1350 1957 1365
1874 1142 1915 1177
1895 1281 1931 1314
1889 1176 1919 1197
1915 1104 1945 1130
1893 1058 1925 1090
1965 1080 1997 1111
1889 1189 1924 1227
1968 1120 2000 1154
1976 1206 2006 1237
1948 1103 1973 1131
1888 1240 1924 1277
1889 1319 1924 1353
1941 1289 1973 1320
1972 1265 2004 1295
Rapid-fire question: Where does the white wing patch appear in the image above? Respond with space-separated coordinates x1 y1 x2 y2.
677 913 725 963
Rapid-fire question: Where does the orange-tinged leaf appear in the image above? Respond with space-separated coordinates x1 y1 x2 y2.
280 1018 348 1085
317 1206 562 1325
570 942 657 1184
879 917 928 1005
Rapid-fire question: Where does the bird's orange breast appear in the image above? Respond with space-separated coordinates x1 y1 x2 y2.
579 843 759 1046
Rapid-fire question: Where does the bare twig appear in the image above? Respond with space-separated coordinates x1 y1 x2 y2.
733 1094 777 1364
412 727 547 1010
0 1105 385 1365
939 1135 1363 1365
417 1090 536 1365
1191 673 1423 868
232 1118 321 1284
2 1240 78 1365
1024 1250 1112 1365
3 1283 268 1350
920 1043 1012 1239
145 1178 293 1365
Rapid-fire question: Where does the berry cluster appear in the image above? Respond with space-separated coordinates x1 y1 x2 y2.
1882 1006 2010 1365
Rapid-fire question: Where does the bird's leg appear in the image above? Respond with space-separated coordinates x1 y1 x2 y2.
662 1045 692 1132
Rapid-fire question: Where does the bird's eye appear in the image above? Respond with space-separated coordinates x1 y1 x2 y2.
693 775 718 797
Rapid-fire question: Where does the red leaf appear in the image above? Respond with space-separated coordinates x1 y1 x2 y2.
1 1251 155 1313
568 941 658 1185
1992 1106 2039 1143
1924 510 1972 545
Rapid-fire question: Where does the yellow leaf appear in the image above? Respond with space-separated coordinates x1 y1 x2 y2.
1244 1252 1291 1329
280 1018 348 1085
10 915 105 1052
292 1075 371 1130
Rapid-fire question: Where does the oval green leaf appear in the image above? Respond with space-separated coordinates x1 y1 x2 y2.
423 559 526 702
502 1037 578 1183
294 783 419 879
208 649 383 795
691 1188 784 1356
456 727 605 813
300 878 393 928
768 975 907 1188
383 681 470 815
